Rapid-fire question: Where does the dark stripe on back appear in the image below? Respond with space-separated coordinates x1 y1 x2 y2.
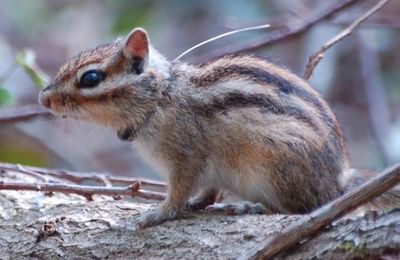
193 65 328 119
194 65 341 123
191 63 347 156
190 91 320 132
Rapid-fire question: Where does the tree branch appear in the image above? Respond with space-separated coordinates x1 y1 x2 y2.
304 0 390 79
241 163 400 259
0 161 166 189
0 104 49 124
0 162 167 201
0 181 166 201
191 0 363 62
331 14 400 29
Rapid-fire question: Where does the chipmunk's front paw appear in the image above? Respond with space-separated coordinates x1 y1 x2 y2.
136 208 178 230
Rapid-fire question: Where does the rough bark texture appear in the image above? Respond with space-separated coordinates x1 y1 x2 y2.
0 171 399 259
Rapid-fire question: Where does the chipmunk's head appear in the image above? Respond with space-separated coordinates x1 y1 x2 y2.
39 28 171 141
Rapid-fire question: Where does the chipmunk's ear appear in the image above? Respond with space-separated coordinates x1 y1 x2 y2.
123 28 149 60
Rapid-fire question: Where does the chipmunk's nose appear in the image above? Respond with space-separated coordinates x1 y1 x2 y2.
39 88 52 109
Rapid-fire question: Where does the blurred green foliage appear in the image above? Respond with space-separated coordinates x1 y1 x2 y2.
0 145 47 167
16 49 49 89
110 1 154 34
0 87 13 107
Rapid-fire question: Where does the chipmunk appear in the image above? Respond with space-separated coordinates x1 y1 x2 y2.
39 27 399 228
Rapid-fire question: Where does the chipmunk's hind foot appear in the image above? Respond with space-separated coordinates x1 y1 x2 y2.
206 202 269 215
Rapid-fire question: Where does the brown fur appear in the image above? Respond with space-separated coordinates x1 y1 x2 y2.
55 40 124 82
39 28 398 228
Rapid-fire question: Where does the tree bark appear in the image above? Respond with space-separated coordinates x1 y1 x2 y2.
0 172 399 259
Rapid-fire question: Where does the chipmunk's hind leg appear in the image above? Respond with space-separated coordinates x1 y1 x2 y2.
206 201 270 215
187 187 218 211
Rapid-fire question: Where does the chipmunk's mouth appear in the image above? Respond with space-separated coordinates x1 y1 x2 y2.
45 109 78 119
39 102 73 118
39 91 83 119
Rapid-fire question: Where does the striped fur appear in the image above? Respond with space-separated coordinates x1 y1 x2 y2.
39 28 396 228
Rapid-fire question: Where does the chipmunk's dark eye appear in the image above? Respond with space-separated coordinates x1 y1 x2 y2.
79 70 105 88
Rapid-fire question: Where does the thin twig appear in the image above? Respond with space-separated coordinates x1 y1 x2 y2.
135 189 167 201
0 162 166 189
191 0 363 62
15 164 48 182
240 163 400 260
304 0 390 79
0 104 49 124
331 14 400 29
0 181 166 201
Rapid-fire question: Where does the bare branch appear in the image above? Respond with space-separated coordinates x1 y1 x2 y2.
241 163 400 259
0 161 166 189
0 181 166 201
191 0 363 62
331 14 400 29
0 104 49 124
134 189 167 201
304 0 390 79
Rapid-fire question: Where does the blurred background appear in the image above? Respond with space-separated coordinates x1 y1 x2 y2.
0 0 399 180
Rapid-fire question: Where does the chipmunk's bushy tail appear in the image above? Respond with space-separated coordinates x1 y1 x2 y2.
340 168 400 211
